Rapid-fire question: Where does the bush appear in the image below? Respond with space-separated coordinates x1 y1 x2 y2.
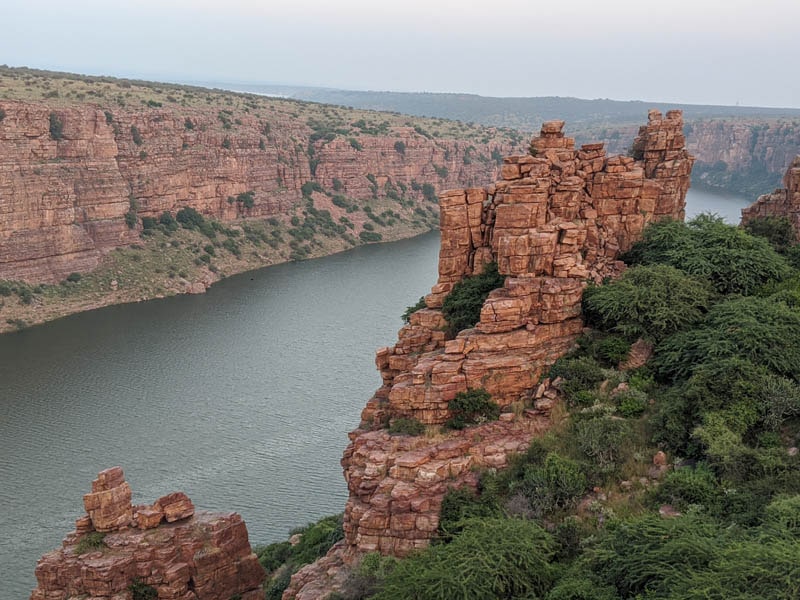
176 207 206 229
124 210 137 229
387 417 425 436
654 296 800 381
349 138 363 151
441 262 505 335
255 541 292 572
446 388 500 429
573 415 632 474
0 108 6 122
393 140 405 155
422 183 437 202
128 579 157 600
438 487 501 536
549 356 607 405
141 216 158 230
401 296 426 323
744 215 796 253
764 494 800 535
614 388 648 417
130 125 143 145
358 231 382 243
583 265 713 342
75 531 106 554
519 453 588 517
654 464 721 511
65 272 82 284
158 211 178 232
49 112 64 140
624 215 790 295
374 518 557 600
289 514 344 567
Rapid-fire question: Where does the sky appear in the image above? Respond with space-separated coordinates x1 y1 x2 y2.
2 0 799 108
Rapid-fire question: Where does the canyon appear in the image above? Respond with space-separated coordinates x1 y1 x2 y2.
285 109 694 598
0 70 520 287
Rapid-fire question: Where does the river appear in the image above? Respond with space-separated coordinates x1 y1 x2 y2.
0 188 751 597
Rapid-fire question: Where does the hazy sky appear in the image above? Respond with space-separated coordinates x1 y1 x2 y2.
3 0 798 107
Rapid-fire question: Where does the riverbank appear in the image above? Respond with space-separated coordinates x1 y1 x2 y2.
0 207 438 334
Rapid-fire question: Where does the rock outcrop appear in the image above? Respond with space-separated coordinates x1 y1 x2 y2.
0 99 516 283
30 467 265 600
740 155 800 230
285 110 693 599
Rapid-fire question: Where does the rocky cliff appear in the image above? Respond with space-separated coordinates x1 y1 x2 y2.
285 110 693 598
0 73 519 284
740 155 800 230
30 467 265 600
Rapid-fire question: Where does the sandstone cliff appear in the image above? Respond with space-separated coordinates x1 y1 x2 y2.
285 110 693 598
0 70 520 285
30 467 265 600
740 155 800 230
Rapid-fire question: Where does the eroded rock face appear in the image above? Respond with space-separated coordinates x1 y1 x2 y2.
740 155 800 230
286 111 694 599
0 100 515 283
30 467 265 600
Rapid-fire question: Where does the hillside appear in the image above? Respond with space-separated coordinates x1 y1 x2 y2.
0 67 523 332
246 84 800 199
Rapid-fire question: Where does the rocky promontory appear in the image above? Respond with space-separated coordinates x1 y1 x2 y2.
741 155 800 231
285 110 694 598
30 467 265 600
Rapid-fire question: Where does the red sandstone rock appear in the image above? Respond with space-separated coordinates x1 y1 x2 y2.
0 100 517 283
30 471 265 600
156 492 195 522
741 155 800 233
288 111 694 599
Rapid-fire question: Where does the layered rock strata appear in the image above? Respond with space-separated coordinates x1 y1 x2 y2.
740 155 800 231
286 110 693 599
30 467 265 600
0 100 514 283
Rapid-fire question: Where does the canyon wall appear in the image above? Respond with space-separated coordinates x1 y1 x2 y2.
579 118 799 198
286 110 694 599
0 99 516 283
740 155 800 230
30 467 265 600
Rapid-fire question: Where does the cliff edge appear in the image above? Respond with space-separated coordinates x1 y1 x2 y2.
285 110 693 598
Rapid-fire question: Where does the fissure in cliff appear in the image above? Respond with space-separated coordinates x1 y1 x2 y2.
286 110 694 599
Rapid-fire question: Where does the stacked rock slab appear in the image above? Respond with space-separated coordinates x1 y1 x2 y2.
30 467 265 600
740 155 800 231
365 109 692 427
285 111 694 599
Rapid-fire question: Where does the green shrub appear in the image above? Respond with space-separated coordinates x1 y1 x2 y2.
265 567 292 600
549 356 607 405
624 215 790 295
359 231 382 243
438 487 501 536
130 125 143 145
65 272 82 284
441 262 505 335
387 417 425 436
375 518 556 600
594 335 632 366
255 541 292 572
615 388 648 417
75 531 106 554
764 494 800 535
546 577 618 600
158 211 178 232
744 215 796 253
289 514 344 567
422 183 437 202
573 415 632 474
654 464 721 511
184 117 194 130
446 388 500 429
0 108 6 122
128 579 157 600
349 138 363 151
654 296 800 381
583 264 713 342
141 216 158 230
393 140 405 155
176 207 206 229
401 296 426 323
222 137 231 149
519 453 588 517
49 112 64 140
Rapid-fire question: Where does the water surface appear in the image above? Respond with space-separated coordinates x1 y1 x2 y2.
0 188 749 597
